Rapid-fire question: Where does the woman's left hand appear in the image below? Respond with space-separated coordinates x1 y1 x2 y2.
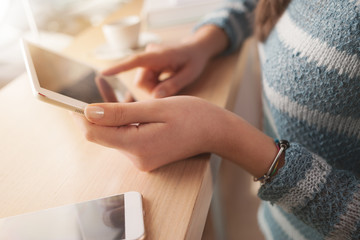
72 96 230 171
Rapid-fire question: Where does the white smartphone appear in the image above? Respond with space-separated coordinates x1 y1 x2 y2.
21 39 132 114
0 191 145 240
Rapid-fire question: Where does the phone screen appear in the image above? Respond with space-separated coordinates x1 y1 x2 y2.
0 195 126 240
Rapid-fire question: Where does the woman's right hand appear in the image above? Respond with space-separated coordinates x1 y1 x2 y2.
102 25 229 98
102 42 210 98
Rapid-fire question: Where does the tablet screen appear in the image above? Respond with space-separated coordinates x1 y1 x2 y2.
28 43 104 104
0 195 125 240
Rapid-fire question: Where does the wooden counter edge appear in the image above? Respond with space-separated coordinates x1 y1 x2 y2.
184 38 257 239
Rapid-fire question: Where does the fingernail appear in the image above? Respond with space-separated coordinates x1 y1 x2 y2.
85 105 104 120
154 89 167 98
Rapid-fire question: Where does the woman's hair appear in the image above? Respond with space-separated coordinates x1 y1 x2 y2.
254 0 291 42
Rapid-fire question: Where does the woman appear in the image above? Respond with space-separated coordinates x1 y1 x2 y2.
74 0 360 239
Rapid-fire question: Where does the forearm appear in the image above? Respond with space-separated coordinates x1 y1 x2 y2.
210 109 279 178
182 24 229 60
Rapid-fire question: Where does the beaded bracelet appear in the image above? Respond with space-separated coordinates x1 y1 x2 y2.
254 139 290 185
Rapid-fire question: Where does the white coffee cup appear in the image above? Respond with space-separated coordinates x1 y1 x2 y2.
102 15 141 51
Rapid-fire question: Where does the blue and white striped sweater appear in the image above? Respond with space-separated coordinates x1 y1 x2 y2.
197 0 360 239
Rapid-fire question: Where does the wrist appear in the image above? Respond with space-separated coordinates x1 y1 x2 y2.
254 140 289 184
182 24 229 60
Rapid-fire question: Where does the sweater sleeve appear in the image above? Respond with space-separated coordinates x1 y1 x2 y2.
258 143 360 239
194 0 259 55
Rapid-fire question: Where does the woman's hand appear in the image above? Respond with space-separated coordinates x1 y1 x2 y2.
102 42 209 98
73 96 230 171
102 25 229 98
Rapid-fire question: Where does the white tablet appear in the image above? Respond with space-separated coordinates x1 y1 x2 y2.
21 39 130 114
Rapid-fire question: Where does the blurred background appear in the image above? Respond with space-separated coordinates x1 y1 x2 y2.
0 0 129 88
0 0 222 89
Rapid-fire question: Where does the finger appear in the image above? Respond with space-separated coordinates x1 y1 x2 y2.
71 111 130 150
102 52 162 76
135 68 159 92
95 76 118 102
72 110 133 147
84 101 164 126
152 67 194 98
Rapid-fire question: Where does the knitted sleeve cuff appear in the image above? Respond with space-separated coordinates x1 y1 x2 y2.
258 143 360 238
258 143 331 210
193 0 257 55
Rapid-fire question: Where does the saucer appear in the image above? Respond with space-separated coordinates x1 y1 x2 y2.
94 32 161 61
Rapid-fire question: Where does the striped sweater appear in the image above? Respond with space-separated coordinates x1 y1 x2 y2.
197 0 360 239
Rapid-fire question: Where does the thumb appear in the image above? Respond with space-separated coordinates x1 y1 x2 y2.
152 67 193 98
84 102 163 126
